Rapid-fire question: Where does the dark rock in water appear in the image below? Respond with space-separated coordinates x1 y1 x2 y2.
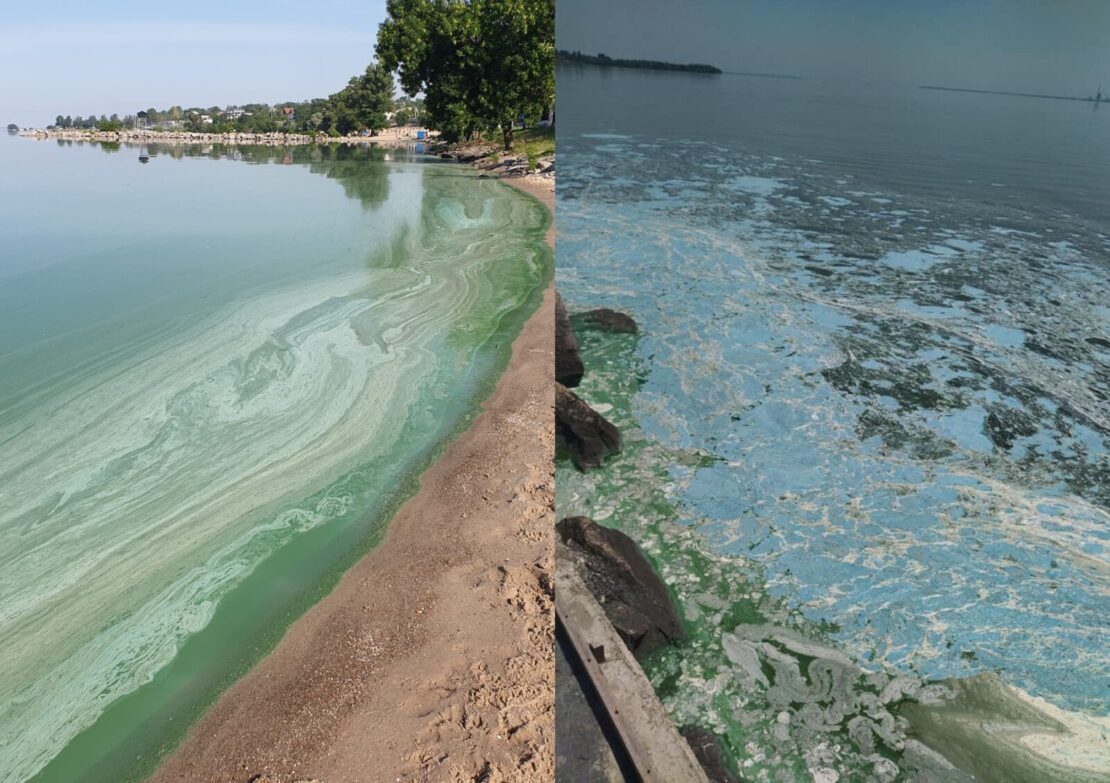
579 308 638 333
555 292 585 387
555 384 621 470
557 515 684 658
680 726 744 783
439 152 454 159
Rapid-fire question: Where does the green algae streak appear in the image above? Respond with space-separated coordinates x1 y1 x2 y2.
0 140 551 783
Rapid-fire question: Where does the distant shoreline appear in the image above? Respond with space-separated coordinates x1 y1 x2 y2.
16 126 432 147
556 50 721 74
920 84 1103 103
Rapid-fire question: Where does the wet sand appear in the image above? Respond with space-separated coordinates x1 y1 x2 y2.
149 177 555 783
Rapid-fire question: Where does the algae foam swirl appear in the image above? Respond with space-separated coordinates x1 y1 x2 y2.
0 147 550 783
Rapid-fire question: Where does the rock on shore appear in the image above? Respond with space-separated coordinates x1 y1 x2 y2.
555 384 620 470
556 516 684 658
578 308 639 334
17 128 424 147
555 293 584 387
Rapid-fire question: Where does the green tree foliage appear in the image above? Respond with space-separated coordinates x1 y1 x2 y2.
325 63 395 136
376 0 554 149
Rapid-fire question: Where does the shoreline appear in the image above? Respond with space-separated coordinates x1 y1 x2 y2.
147 174 555 783
16 127 431 147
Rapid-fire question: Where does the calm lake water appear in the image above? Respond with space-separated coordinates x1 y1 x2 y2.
0 136 550 783
556 65 1110 782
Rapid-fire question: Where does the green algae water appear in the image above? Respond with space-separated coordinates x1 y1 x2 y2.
0 136 551 783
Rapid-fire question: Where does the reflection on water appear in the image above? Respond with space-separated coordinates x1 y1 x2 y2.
0 137 551 783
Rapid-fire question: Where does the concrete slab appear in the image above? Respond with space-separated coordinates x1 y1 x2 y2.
555 557 709 783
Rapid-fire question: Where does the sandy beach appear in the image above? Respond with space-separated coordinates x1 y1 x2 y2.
148 176 555 783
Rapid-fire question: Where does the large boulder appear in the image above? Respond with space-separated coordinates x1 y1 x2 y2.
555 384 621 470
556 516 684 658
680 726 744 783
579 308 638 334
555 292 584 387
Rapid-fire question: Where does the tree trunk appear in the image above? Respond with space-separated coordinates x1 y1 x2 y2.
501 121 514 151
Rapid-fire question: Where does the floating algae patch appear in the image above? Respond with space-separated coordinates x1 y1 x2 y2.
0 140 551 783
557 64 1110 782
554 72 1110 769
899 674 1110 783
555 317 1109 783
555 322 941 782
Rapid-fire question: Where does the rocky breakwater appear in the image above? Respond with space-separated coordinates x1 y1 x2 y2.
17 128 421 147
430 141 555 184
474 153 555 180
554 293 623 469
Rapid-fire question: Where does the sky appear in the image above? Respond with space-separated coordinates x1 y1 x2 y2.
1 0 388 126
558 0 1110 97
5 1 1108 128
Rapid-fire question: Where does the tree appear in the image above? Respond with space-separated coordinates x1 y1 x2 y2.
326 62 394 135
471 0 553 149
377 0 482 143
55 115 64 128
376 0 553 149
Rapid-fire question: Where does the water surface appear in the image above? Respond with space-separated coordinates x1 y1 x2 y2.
556 65 1109 782
0 137 550 782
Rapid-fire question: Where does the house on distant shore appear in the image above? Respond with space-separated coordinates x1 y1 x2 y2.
281 106 296 119
199 115 213 125
225 106 246 121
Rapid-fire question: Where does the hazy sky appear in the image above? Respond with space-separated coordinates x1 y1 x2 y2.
1 0 387 126
558 0 1110 96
